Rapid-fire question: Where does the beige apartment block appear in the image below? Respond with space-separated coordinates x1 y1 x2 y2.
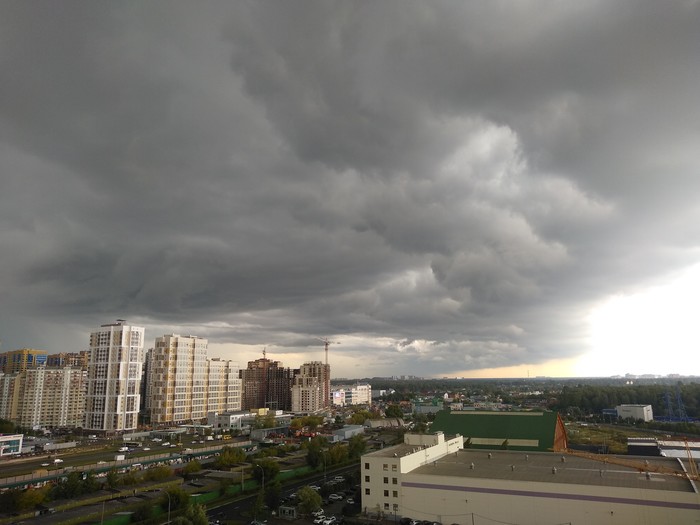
206 357 242 414
146 335 241 425
291 374 323 413
18 367 87 428
0 372 22 422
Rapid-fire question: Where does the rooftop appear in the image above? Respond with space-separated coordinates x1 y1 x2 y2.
410 449 697 493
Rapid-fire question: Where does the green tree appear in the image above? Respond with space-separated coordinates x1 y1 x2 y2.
214 445 246 469
131 502 153 522
385 405 403 418
306 438 323 468
327 443 349 465
253 457 280 486
264 480 282 510
297 485 322 514
185 503 209 525
183 459 202 476
348 434 366 459
16 487 48 511
106 469 120 489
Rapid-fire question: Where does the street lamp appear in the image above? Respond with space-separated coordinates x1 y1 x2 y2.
159 489 171 524
256 463 265 492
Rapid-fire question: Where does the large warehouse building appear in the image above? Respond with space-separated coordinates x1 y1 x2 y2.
362 432 700 524
430 410 568 451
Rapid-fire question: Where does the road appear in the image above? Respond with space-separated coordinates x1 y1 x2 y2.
207 463 360 524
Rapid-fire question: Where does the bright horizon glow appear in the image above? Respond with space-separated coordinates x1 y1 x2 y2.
575 264 700 378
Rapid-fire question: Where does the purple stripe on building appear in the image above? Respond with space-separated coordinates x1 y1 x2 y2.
402 482 700 511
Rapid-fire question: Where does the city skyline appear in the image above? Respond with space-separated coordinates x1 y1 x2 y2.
1 3 700 380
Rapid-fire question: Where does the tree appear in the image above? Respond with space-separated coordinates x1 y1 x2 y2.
348 434 366 459
185 503 209 525
306 438 323 468
264 480 282 510
297 486 322 515
385 405 403 418
131 502 153 522
106 469 120 489
214 445 246 469
183 459 202 476
164 486 190 511
253 457 280 485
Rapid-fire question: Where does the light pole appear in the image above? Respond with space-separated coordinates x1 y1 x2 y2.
160 489 171 524
255 463 265 492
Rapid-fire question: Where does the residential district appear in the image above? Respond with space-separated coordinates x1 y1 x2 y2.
0 320 699 525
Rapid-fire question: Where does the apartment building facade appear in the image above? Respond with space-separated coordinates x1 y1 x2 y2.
18 367 87 428
0 348 48 374
84 320 145 433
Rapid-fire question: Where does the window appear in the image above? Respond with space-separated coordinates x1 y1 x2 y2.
365 475 370 482
365 488 370 495
384 490 389 497
383 477 388 484
393 491 398 498
365 463 370 470
393 504 399 512
392 464 397 471
384 503 390 510
392 478 397 484
383 463 388 471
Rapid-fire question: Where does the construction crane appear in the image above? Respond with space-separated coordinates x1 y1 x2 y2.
315 337 340 366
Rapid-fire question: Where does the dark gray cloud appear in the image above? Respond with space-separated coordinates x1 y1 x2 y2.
1 1 699 377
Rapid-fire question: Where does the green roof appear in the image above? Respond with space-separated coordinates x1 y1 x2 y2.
430 410 563 451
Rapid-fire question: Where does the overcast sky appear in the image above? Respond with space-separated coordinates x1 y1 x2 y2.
1 2 699 379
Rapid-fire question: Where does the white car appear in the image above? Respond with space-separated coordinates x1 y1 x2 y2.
312 510 325 518
41 463 50 467
323 517 337 525
53 458 64 464
309 485 321 491
143 447 151 451
313 516 326 524
328 493 343 501
162 442 170 446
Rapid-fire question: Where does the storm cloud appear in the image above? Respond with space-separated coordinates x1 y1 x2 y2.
1 1 699 377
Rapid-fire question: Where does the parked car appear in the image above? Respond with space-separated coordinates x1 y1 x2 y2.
323 517 337 525
312 510 325 517
347 498 355 505
309 484 321 491
314 516 326 524
329 493 343 501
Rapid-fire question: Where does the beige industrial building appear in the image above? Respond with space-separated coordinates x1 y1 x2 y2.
362 433 700 524
331 383 372 406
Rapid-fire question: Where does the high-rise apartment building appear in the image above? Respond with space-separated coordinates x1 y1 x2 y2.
296 360 330 408
46 351 89 369
206 358 242 414
145 337 242 425
291 368 323 413
85 320 145 433
0 373 21 422
0 348 48 374
18 367 87 428
146 334 208 424
240 356 295 411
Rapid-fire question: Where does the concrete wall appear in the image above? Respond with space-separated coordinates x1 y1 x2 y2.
401 472 700 525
